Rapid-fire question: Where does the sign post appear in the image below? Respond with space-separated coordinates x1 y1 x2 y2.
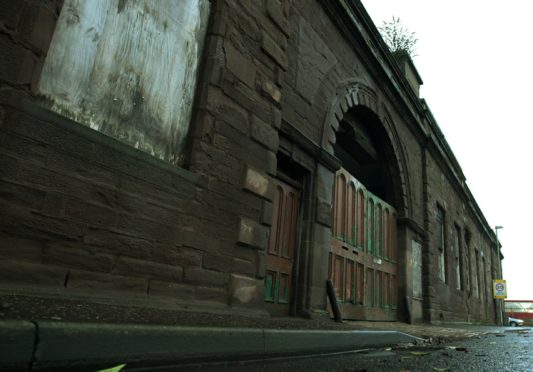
493 279 507 326
493 279 507 299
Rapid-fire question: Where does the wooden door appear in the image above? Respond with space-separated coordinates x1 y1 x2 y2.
264 178 300 316
328 168 398 320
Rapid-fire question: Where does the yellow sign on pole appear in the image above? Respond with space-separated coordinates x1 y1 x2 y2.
493 279 507 299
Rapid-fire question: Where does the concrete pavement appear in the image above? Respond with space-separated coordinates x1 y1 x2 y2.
0 319 510 371
1 320 421 371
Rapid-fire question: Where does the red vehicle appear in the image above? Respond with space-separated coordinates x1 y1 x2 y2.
505 300 533 326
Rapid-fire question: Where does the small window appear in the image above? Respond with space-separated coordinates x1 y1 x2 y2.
37 0 210 165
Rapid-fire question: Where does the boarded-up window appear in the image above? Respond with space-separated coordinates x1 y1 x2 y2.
436 206 447 283
38 0 210 165
455 225 463 290
464 230 471 292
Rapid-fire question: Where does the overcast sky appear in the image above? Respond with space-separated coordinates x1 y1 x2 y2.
361 0 533 301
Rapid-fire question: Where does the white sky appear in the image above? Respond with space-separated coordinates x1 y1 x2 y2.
361 0 533 300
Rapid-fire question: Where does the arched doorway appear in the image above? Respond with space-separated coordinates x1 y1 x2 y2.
328 106 403 321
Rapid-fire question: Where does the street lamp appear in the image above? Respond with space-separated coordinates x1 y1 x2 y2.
495 226 503 279
494 225 503 326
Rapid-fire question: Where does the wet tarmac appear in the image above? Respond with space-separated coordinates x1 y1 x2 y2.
171 327 532 372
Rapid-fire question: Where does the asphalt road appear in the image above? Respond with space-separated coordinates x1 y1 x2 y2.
165 327 532 372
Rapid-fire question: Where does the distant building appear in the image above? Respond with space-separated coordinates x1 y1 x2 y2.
0 0 502 324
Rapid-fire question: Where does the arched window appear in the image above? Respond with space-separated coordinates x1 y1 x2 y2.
390 212 397 261
376 204 383 257
347 182 356 245
383 208 390 260
268 186 284 255
333 174 347 241
356 189 365 248
367 198 375 254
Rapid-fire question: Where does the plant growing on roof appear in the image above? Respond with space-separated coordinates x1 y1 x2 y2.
379 16 418 59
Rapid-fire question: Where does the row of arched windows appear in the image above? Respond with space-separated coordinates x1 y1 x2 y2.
333 171 397 262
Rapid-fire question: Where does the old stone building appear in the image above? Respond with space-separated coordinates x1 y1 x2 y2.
0 0 502 324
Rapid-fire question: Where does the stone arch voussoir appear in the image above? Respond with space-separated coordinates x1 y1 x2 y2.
321 83 409 216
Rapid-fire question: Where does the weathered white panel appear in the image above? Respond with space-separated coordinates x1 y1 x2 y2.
412 240 422 299
38 0 210 165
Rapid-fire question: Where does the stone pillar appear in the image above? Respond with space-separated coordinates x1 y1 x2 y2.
306 163 335 315
397 219 425 323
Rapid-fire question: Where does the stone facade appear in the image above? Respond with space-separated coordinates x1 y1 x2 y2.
0 0 501 324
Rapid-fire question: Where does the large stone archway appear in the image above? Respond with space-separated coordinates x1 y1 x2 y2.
317 84 415 321
320 84 409 217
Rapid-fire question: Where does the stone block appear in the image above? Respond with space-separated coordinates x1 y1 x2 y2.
203 88 250 135
231 257 256 277
315 163 334 201
0 260 67 287
224 42 256 88
0 34 38 86
151 246 203 267
230 274 263 307
64 199 117 229
271 107 282 129
256 251 266 279
296 19 337 103
190 110 215 142
42 192 66 217
251 115 279 152
266 150 277 176
66 270 148 294
261 200 273 226
202 254 255 275
236 216 269 250
178 229 220 253
18 5 57 54
84 228 153 259
266 0 290 36
194 286 228 303
148 280 194 300
261 79 282 103
242 165 271 199
0 177 46 210
261 31 288 70
315 196 332 227
114 257 184 281
0 237 42 262
184 267 228 287
43 242 114 273
202 254 233 272
4 207 87 242
0 0 24 29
